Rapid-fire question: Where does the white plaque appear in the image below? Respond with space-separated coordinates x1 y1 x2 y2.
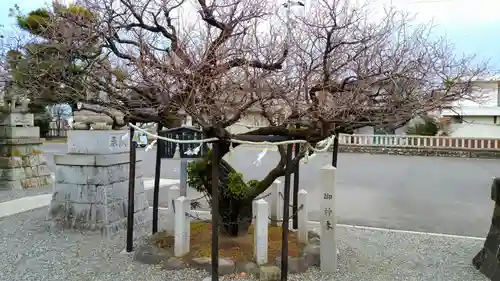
109 133 128 149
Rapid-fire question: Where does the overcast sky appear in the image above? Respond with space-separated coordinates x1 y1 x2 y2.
1 0 498 70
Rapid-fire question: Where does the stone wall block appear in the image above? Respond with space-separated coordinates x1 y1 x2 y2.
37 154 47 164
55 164 130 185
0 157 22 168
24 167 34 178
20 178 38 188
37 175 53 188
21 155 39 167
0 167 26 181
105 181 128 202
36 164 51 176
105 200 127 223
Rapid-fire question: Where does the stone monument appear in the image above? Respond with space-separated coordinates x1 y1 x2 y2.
473 177 500 280
48 122 149 235
0 92 53 190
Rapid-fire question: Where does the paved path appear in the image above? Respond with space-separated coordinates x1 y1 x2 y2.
41 143 498 238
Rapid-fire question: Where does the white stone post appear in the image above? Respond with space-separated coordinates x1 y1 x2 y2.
269 180 283 226
254 199 268 265
298 189 308 243
166 185 181 234
174 196 191 257
320 164 337 273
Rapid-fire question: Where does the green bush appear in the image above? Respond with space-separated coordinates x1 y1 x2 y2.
407 118 439 136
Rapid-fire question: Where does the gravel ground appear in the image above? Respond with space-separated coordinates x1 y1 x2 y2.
0 207 489 281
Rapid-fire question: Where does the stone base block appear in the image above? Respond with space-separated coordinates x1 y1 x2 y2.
47 194 150 236
1 113 34 127
54 160 143 185
0 163 51 181
0 126 39 139
48 174 149 235
67 130 130 155
0 143 45 158
103 208 151 236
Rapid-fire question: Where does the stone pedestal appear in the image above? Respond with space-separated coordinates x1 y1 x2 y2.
0 113 53 190
48 130 149 235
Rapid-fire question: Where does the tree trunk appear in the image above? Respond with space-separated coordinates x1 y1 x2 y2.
218 196 253 236
201 158 255 237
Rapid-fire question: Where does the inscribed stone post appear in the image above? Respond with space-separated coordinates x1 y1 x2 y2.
298 189 308 243
174 196 190 257
167 185 181 234
254 199 269 265
320 164 337 273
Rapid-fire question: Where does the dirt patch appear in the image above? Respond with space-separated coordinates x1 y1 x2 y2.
153 221 306 262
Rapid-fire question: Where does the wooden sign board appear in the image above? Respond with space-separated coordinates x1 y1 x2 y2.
157 126 208 159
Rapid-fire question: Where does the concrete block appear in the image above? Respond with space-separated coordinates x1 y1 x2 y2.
24 166 35 178
20 178 38 188
38 154 47 164
0 143 42 157
0 138 42 146
104 200 127 223
0 126 39 138
67 130 130 154
134 192 148 212
103 208 150 236
48 201 106 230
49 172 149 235
21 155 39 167
36 164 51 176
72 203 106 227
55 163 131 185
53 152 143 167
53 183 102 203
0 156 23 168
0 167 26 181
1 113 34 126
37 175 53 188
104 179 145 202
0 180 23 190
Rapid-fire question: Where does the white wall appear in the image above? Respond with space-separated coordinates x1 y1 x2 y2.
451 81 499 107
449 116 500 138
227 113 269 135
354 126 374 134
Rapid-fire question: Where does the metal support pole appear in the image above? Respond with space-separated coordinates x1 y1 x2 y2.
211 142 220 281
292 125 300 230
332 132 339 167
280 143 294 281
180 159 188 197
152 123 162 234
126 123 137 252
